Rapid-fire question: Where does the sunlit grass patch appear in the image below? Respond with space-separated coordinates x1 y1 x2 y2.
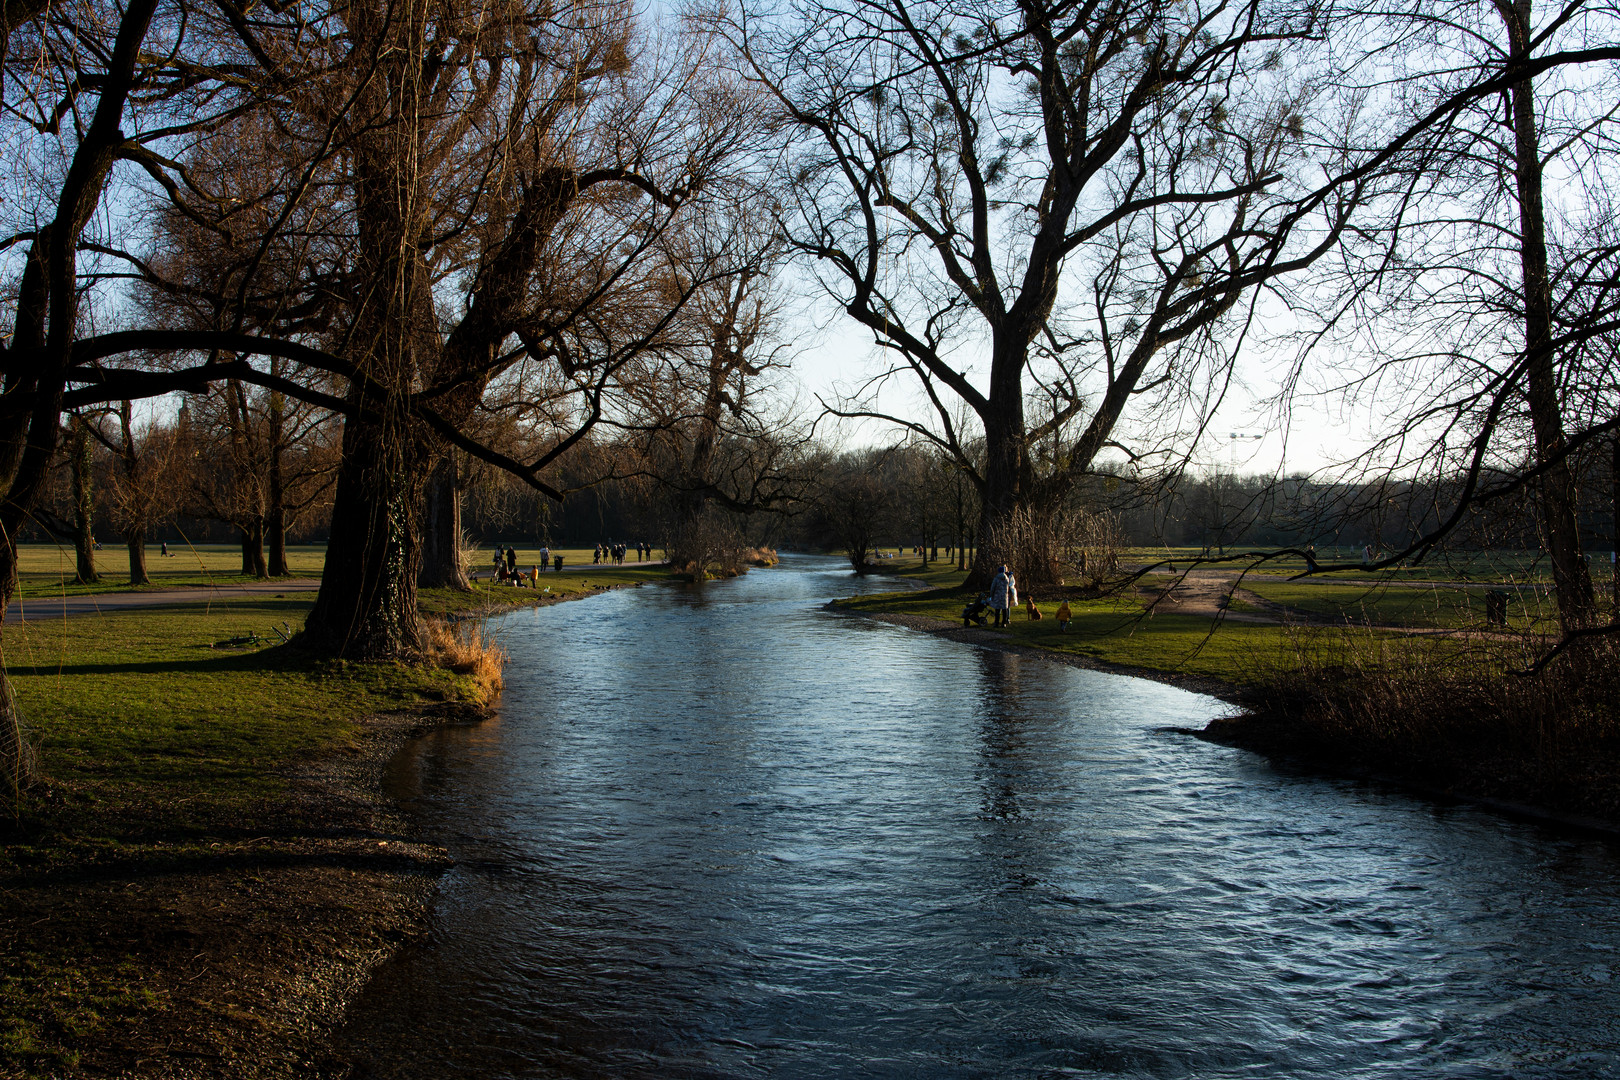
835 584 1348 686
3 599 471 833
1240 579 1556 630
13 542 329 599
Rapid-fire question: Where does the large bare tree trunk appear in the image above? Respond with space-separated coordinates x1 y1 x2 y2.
418 453 469 590
240 522 267 578
1500 0 1595 632
304 34 431 659
115 401 149 585
969 353 1033 587
305 402 424 658
68 414 98 584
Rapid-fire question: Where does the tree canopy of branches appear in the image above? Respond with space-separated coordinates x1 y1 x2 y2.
726 0 1620 592
0 0 766 801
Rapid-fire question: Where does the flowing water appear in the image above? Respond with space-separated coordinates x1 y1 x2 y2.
338 555 1620 1078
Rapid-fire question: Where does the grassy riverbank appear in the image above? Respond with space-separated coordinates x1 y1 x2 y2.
0 564 674 1076
843 556 1620 831
834 559 1320 689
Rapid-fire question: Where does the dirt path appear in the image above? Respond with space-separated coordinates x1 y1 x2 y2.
1132 570 1284 623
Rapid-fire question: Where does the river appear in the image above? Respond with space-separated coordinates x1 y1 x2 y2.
337 554 1620 1078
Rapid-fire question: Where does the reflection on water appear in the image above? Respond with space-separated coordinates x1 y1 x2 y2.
338 555 1620 1078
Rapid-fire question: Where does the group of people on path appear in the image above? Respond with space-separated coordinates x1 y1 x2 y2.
491 544 564 586
594 541 651 565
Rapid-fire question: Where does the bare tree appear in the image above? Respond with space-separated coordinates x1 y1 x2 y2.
726 0 1381 583
1287 0 1620 635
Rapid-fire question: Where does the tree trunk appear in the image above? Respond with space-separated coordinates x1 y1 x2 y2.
241 522 267 578
968 354 1032 588
418 452 470 590
1612 429 1618 621
267 505 288 577
1501 0 1595 631
69 415 98 584
127 524 148 585
267 385 290 577
115 402 149 585
304 406 423 658
303 0 432 660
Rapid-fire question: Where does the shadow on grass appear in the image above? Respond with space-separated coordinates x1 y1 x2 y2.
7 640 329 678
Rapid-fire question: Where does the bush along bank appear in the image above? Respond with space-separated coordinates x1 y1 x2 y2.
1203 628 1620 832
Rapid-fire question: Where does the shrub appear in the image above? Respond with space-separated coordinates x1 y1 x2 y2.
422 616 507 706
1215 624 1620 819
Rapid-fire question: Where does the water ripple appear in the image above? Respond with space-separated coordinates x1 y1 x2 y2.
339 555 1620 1079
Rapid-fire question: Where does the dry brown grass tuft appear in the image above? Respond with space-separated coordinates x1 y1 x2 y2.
422 616 507 706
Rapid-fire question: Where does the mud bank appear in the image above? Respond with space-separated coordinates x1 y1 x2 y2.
0 706 473 1078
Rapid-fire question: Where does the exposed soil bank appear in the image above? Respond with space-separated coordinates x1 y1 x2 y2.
0 705 469 1078
1198 709 1620 841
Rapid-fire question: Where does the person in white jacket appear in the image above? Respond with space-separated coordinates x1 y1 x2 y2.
988 564 1017 628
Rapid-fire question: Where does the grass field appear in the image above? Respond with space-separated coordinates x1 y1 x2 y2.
12 543 330 599
1238 578 1560 630
0 554 678 1070
838 583 1317 686
13 542 667 600
1 598 483 870
839 553 1574 685
1120 544 1586 583
867 549 1605 631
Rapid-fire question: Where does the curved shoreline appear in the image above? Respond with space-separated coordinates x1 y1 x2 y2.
833 605 1254 707
0 574 672 1078
835 603 1620 843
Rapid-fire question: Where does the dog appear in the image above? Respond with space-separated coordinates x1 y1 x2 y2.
1025 597 1043 621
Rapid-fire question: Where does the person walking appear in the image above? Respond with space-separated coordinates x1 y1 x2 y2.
506 546 518 575
989 564 1017 628
540 544 550 570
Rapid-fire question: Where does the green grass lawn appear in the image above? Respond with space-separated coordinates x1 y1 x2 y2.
15 542 669 601
1121 545 1564 582
835 583 1344 687
3 598 479 854
1239 579 1560 630
13 542 330 599
418 562 677 617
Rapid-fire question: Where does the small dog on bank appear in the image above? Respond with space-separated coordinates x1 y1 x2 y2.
1025 597 1043 621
